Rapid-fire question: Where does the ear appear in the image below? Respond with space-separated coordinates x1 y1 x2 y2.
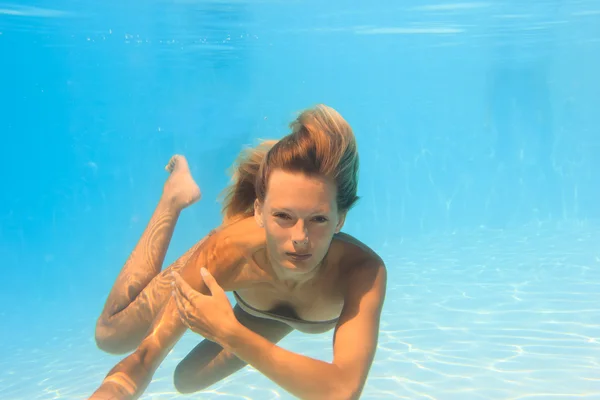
334 211 347 233
254 199 264 227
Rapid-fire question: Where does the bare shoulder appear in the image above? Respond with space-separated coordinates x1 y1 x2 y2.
330 232 387 294
331 232 385 270
199 217 269 289
181 218 260 290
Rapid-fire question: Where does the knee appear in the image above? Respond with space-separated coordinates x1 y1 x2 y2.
173 362 210 394
94 320 133 355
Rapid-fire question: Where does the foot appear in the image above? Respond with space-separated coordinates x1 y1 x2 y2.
89 380 135 400
163 155 201 210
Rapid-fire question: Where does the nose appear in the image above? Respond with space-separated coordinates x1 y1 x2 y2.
291 220 308 245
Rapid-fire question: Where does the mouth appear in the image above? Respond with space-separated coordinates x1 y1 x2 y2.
286 252 312 261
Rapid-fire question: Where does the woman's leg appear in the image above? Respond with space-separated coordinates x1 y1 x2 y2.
90 295 190 400
90 219 255 399
90 245 265 399
95 154 203 354
173 304 293 393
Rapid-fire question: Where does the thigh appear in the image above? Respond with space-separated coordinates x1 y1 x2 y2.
96 236 211 354
173 304 293 393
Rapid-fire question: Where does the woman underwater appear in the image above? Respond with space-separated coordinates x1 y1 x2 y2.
90 104 387 400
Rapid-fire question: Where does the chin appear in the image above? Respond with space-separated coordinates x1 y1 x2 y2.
287 258 321 271
282 259 304 268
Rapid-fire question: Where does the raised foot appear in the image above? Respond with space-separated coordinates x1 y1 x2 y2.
163 154 201 210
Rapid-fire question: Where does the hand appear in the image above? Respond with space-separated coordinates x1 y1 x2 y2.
171 268 238 344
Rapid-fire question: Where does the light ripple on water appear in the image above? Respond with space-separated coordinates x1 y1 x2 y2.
2 223 600 399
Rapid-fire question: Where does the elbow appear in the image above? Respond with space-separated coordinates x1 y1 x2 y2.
339 387 362 400
348 389 363 400
95 321 131 355
304 365 365 400
326 377 363 400
325 387 361 400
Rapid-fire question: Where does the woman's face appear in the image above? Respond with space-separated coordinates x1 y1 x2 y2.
254 169 346 277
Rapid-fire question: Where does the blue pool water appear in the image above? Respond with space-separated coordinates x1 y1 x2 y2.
1 1 599 399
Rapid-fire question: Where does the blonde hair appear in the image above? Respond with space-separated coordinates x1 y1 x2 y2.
220 104 359 224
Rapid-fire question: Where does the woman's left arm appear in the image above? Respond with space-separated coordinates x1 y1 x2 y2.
222 261 387 400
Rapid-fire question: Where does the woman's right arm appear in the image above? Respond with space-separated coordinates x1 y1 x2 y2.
89 232 245 399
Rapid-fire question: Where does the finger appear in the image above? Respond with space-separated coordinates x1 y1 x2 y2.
178 308 193 332
172 271 201 303
178 306 193 331
173 289 193 330
200 268 224 297
173 284 193 318
172 287 185 314
175 302 189 329
172 287 185 318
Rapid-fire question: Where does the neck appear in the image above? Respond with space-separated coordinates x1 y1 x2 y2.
264 249 323 289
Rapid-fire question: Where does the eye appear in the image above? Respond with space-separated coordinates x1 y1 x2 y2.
313 216 328 223
274 213 291 220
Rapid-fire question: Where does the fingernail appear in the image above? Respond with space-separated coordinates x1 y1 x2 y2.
201 268 208 277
